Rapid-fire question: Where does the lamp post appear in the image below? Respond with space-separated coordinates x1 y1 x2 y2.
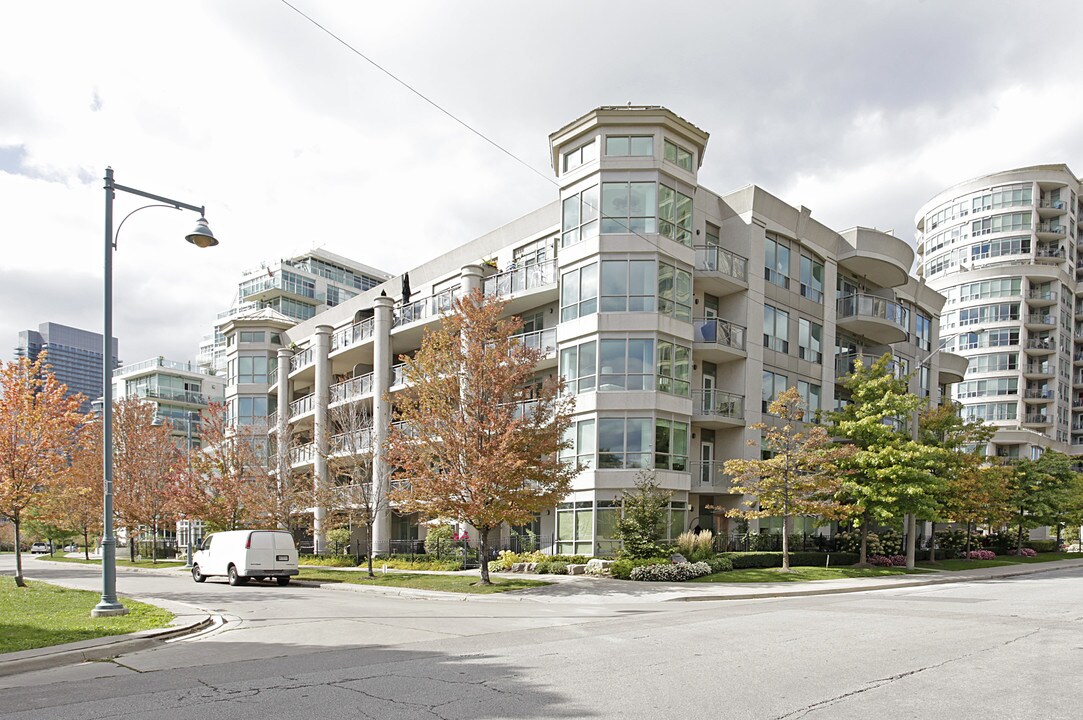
183 409 199 569
92 168 218 617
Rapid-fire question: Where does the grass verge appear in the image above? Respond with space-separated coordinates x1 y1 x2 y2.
298 568 548 594
0 577 174 654
918 552 1083 571
690 566 926 583
38 556 185 568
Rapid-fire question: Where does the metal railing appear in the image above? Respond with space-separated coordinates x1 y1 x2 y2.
692 318 747 351
511 327 557 355
331 372 374 404
136 387 205 405
1023 413 1051 423
1024 362 1054 374
113 357 214 378
290 346 314 372
1025 337 1054 350
483 260 557 299
688 460 732 491
1026 313 1056 325
395 286 461 327
332 317 375 351
291 442 316 465
289 393 315 418
693 245 748 282
1035 243 1065 258
835 353 906 379
1023 388 1052 399
692 389 745 420
836 293 909 329
331 428 374 454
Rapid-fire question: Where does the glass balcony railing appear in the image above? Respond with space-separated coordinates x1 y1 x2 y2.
511 327 557 355
692 389 745 420
688 460 731 490
330 372 374 404
395 286 461 327
836 293 909 329
332 317 374 352
692 318 747 351
483 260 557 299
693 245 748 282
289 393 315 418
289 347 314 372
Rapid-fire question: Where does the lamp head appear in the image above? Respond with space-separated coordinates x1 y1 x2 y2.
185 217 218 248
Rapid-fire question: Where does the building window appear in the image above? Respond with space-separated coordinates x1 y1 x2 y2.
914 313 932 352
798 318 823 363
763 305 790 354
965 352 1018 374
658 262 693 322
765 236 791 289
605 135 653 156
560 263 599 321
797 380 821 419
559 341 597 393
598 417 652 469
229 354 268 384
762 370 787 413
658 184 693 246
961 402 1017 421
560 418 596 470
601 182 657 235
971 212 1032 236
957 303 1019 327
799 256 824 302
600 260 657 312
563 139 597 172
598 338 654 392
656 340 691 396
280 270 316 299
969 235 1030 261
954 378 1019 399
561 185 600 248
654 418 689 471
556 501 594 556
238 331 265 343
663 139 693 171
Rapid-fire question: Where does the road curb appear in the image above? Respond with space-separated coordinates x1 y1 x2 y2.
0 613 218 678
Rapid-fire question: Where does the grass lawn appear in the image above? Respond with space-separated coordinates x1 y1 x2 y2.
39 556 185 569
690 566 927 583
298 568 549 594
0 577 174 654
918 552 1083 571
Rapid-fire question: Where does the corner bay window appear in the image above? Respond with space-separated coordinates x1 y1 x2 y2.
598 181 693 246
561 185 600 247
560 416 689 471
560 263 599 321
565 259 691 322
229 354 269 384
606 135 653 156
559 337 690 396
663 139 693 172
563 139 597 173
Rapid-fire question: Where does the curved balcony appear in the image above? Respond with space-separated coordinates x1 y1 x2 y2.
1023 361 1055 379
1023 337 1056 356
330 372 374 405
1037 199 1068 218
693 245 748 297
1026 289 1057 307
936 351 968 385
691 389 745 428
288 346 315 377
289 393 315 421
1036 223 1067 241
836 294 909 344
482 259 558 316
837 228 913 289
692 318 747 363
1024 312 1056 331
331 317 374 354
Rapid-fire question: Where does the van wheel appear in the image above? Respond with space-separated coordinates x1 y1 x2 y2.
228 565 248 586
276 576 290 586
191 565 206 583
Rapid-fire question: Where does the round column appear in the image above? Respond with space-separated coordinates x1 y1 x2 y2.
313 325 332 554
372 294 395 555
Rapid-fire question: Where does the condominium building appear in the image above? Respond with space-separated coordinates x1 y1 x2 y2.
916 165 1082 461
253 105 959 555
198 248 391 376
15 322 119 414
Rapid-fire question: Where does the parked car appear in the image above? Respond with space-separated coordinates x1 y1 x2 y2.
63 544 79 552
30 542 50 554
191 530 298 586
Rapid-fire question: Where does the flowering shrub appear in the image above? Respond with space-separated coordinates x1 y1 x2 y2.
868 554 907 567
630 561 712 582
834 531 883 557
673 530 715 562
965 550 996 560
1008 547 1037 557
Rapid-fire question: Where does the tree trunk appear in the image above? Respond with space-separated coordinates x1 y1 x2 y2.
13 516 25 587
151 522 158 563
859 516 868 566
781 515 791 572
365 522 375 578
965 520 972 557
477 526 491 585
83 527 90 561
1016 506 1025 555
928 521 937 563
905 514 916 569
129 529 136 563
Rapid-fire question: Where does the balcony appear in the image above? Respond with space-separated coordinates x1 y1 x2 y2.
1023 312 1056 330
937 351 968 385
331 317 374 353
688 460 733 493
330 428 374 455
1035 243 1065 262
330 372 374 405
482 260 558 315
1036 223 1067 241
289 346 314 373
395 286 460 329
1023 362 1055 379
835 352 907 380
512 327 558 370
289 393 315 420
1038 199 1068 217
290 442 316 467
1026 289 1057 306
692 389 745 428
1021 413 1052 427
693 245 748 297
113 356 214 378
836 294 909 344
1023 387 1053 403
692 318 747 362
837 227 913 289
1024 337 1056 356
1074 398 1083 410
136 387 206 405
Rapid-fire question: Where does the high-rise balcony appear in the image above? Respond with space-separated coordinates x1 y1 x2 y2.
1026 289 1057 306
1036 223 1067 240
837 227 913 289
1023 312 1056 330
1038 198 1068 217
289 346 314 374
1023 387 1053 402
331 317 374 353
692 318 747 362
330 372 374 405
1024 337 1056 355
1022 413 1052 427
688 460 733 492
511 327 558 370
1035 243 1066 262
1023 362 1055 379
692 389 745 428
482 259 558 316
289 393 315 421
836 294 909 344
693 245 748 297
937 351 968 385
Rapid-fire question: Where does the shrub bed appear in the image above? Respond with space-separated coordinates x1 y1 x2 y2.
868 554 907 567
964 550 996 560
718 551 858 569
1008 547 1038 557
299 554 356 567
488 551 590 572
1025 540 1058 553
610 557 671 580
630 561 712 582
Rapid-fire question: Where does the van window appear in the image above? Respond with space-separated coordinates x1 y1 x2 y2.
201 535 213 551
249 532 274 550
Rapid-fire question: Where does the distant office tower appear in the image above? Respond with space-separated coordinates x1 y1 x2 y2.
197 248 391 376
916 164 1082 461
15 322 119 413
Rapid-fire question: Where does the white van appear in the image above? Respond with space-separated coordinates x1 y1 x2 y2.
191 530 299 586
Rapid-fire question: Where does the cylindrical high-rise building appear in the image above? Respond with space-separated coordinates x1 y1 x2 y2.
916 165 1082 460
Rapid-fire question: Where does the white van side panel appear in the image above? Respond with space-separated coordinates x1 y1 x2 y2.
245 531 274 575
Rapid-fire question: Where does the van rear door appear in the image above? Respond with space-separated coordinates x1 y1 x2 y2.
271 532 298 573
246 531 275 575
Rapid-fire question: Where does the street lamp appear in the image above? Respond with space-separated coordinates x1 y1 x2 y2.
92 168 218 617
183 409 200 569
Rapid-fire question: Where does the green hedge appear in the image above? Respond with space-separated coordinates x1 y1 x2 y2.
611 557 671 580
1025 540 1059 553
719 551 858 569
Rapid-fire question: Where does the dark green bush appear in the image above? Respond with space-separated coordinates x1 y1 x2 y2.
611 556 671 580
706 555 733 573
534 561 551 574
1026 539 1058 553
718 551 858 569
548 561 569 575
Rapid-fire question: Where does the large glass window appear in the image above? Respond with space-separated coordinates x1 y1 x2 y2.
598 339 654 391
561 185 600 248
280 270 316 299
663 139 693 171
560 341 597 393
914 313 932 352
606 135 653 156
556 501 594 555
560 263 599 321
560 418 596 469
971 212 1032 236
961 402 1018 421
562 140 597 172
798 318 823 363
595 501 621 556
658 262 692 321
230 354 269 384
235 396 268 426
656 340 691 396
762 370 787 413
654 418 688 471
601 182 657 234
765 236 791 289
969 235 1030 261
958 303 1019 326
658 184 693 246
600 259 656 312
954 378 1019 399
797 380 821 419
598 417 652 469
799 255 824 303
763 305 790 353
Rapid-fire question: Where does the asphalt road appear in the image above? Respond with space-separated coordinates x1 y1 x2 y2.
2 555 1081 719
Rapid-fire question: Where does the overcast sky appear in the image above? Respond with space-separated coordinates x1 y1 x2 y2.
4 0 1083 365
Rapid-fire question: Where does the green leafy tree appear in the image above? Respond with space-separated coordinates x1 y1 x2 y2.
1008 451 1077 553
826 355 945 567
613 471 672 559
724 387 854 571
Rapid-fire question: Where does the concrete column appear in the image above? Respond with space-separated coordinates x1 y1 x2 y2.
276 348 293 531
313 325 333 554
372 294 395 554
460 263 485 296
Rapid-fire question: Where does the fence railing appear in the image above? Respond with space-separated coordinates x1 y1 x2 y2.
693 245 748 282
483 260 557 299
332 317 375 352
692 318 747 351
